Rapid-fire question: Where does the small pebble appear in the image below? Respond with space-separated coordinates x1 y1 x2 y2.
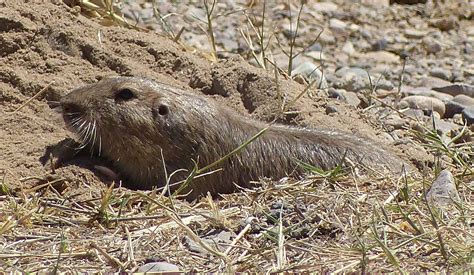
426 170 461 207
429 68 451 81
399 95 446 117
138 262 180 273
453 94 474 107
462 107 474 125
384 114 406 129
404 29 427 39
444 100 466 118
433 83 474 97
325 105 339 114
291 62 328 89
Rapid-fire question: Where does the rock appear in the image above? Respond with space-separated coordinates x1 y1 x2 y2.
384 114 406 129
404 29 427 39
334 67 394 92
185 7 206 22
349 23 360 32
444 100 466 118
465 43 473 55
335 66 367 78
291 62 328 89
329 18 347 33
138 262 180 273
325 105 338 114
433 83 474 97
399 95 446 117
220 37 238 52
344 91 361 107
390 0 427 4
430 16 458 31
292 55 313 69
282 21 297 39
402 108 425 120
327 88 361 107
358 51 400 64
342 41 355 55
422 37 442 54
462 107 474 125
271 200 288 210
184 236 209 255
429 68 451 81
304 51 327 61
359 28 373 40
371 38 388 51
464 67 474 77
380 132 395 142
401 86 453 101
361 0 390 7
240 216 261 234
426 170 460 207
184 230 235 256
307 43 322 52
453 94 474 107
376 89 397 98
453 113 464 125
312 2 338 13
432 118 459 135
318 28 336 45
419 76 451 89
327 88 346 100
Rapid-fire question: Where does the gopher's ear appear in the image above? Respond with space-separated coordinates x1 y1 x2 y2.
152 101 170 119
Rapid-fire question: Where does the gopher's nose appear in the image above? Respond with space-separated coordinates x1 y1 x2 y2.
61 101 82 115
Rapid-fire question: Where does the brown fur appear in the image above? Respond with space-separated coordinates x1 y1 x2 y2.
60 77 408 199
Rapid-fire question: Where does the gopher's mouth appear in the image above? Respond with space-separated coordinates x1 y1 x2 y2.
61 102 83 132
61 102 101 152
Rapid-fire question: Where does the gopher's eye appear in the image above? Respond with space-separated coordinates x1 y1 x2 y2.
158 104 169 116
115 88 135 102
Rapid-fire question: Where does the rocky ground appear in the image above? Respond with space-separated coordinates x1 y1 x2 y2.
0 0 473 273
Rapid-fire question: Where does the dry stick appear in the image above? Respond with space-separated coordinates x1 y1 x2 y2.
287 2 305 76
40 201 92 215
0 208 37 235
259 0 267 69
151 1 176 39
11 81 55 114
90 242 125 269
131 206 239 237
165 210 228 260
124 226 136 267
333 254 383 274
173 26 185 43
22 178 65 194
276 205 287 270
224 223 251 256
0 252 90 259
203 0 218 60
79 0 145 31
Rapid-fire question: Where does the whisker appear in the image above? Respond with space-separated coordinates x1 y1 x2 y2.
98 135 102 157
90 120 97 156
65 111 83 116
70 116 84 127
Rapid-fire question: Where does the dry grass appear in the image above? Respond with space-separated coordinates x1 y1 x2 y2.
1 167 472 272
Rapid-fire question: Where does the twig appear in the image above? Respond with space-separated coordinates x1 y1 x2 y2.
11 81 55 114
